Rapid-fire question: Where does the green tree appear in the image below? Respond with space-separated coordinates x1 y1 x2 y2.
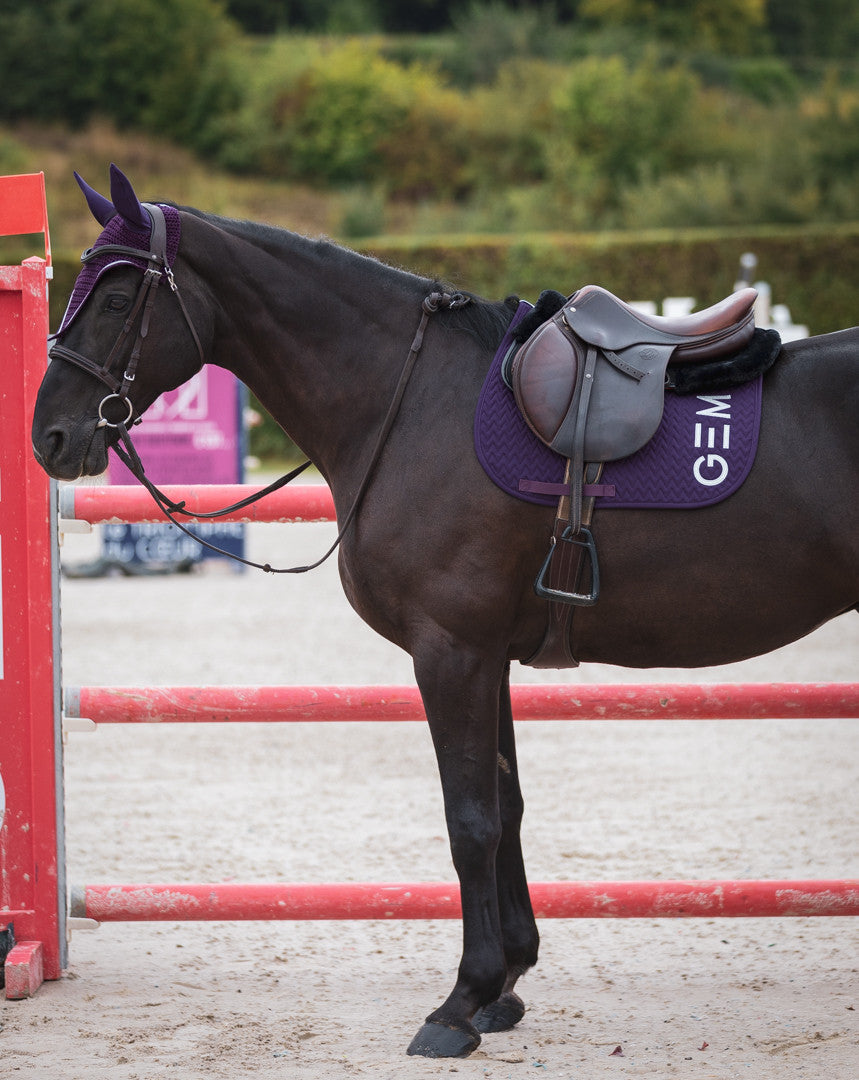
546 54 708 212
224 0 459 32
765 0 859 61
0 0 234 136
580 0 768 54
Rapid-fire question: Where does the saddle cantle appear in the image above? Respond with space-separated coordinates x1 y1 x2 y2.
510 284 757 462
508 283 758 613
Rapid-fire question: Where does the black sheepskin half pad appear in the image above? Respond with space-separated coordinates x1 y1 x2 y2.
666 328 783 394
511 290 566 343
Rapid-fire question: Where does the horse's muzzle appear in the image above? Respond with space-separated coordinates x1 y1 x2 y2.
32 420 110 481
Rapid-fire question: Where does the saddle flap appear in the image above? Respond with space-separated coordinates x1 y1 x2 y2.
582 345 672 460
511 306 674 461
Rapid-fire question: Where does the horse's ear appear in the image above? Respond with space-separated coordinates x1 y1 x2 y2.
74 171 116 227
108 163 150 231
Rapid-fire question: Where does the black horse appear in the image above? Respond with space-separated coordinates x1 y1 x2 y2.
32 167 858 1058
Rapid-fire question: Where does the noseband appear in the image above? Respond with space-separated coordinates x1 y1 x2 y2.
49 202 205 429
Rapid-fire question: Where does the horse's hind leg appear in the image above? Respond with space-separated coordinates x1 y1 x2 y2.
474 663 539 1034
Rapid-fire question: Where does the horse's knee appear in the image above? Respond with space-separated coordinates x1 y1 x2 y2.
445 801 501 872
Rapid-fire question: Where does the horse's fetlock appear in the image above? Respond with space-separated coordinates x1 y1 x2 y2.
479 970 508 1010
458 955 507 1009
504 933 539 973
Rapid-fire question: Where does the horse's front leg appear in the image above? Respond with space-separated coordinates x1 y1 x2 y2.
407 646 507 1058
474 662 539 1034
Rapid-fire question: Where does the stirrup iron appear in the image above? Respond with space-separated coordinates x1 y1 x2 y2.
534 525 600 606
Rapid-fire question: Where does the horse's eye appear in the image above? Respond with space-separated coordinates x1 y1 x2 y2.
106 294 130 313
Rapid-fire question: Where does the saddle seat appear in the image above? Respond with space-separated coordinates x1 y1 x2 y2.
570 284 757 361
510 284 757 463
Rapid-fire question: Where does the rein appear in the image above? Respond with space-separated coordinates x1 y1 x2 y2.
51 205 469 572
111 289 468 573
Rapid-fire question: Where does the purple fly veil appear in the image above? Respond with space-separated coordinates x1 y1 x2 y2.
74 171 116 226
57 167 181 334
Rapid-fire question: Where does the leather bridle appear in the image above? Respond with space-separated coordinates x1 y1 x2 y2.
49 205 471 572
49 203 205 430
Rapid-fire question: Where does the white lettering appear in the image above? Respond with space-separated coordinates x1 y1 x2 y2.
695 394 732 418
146 371 209 422
692 396 732 487
693 454 729 486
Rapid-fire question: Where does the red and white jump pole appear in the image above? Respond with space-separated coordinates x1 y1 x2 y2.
59 683 859 925
63 681 859 728
59 482 336 525
70 879 859 922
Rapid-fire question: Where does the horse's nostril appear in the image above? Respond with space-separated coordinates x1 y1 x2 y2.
42 427 66 463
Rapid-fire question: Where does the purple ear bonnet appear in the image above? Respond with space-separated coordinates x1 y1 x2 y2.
58 165 181 332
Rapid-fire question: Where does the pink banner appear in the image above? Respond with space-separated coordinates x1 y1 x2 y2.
109 366 241 485
105 366 245 567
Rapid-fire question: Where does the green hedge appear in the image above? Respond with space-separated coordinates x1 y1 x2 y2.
359 222 859 335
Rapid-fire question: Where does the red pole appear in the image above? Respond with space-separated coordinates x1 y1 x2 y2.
70 879 859 922
60 483 336 524
0 246 65 987
65 682 859 726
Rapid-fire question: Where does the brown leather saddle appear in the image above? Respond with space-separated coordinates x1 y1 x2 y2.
509 283 757 611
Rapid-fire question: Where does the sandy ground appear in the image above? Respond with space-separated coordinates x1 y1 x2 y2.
3 504 858 1079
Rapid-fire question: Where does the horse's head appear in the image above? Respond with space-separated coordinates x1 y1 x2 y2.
32 165 208 480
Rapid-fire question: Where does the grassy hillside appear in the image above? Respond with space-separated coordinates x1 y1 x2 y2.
2 122 346 256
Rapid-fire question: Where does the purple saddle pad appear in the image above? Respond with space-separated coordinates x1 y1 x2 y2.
474 301 763 510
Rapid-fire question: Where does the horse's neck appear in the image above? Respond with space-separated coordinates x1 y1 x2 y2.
188 215 428 483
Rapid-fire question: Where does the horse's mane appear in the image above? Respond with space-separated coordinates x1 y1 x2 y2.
174 204 518 355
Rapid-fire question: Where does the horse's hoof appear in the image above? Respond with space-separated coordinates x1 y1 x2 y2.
473 991 526 1033
406 1020 481 1058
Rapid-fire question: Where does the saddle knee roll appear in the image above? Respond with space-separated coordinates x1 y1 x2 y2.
510 317 674 463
